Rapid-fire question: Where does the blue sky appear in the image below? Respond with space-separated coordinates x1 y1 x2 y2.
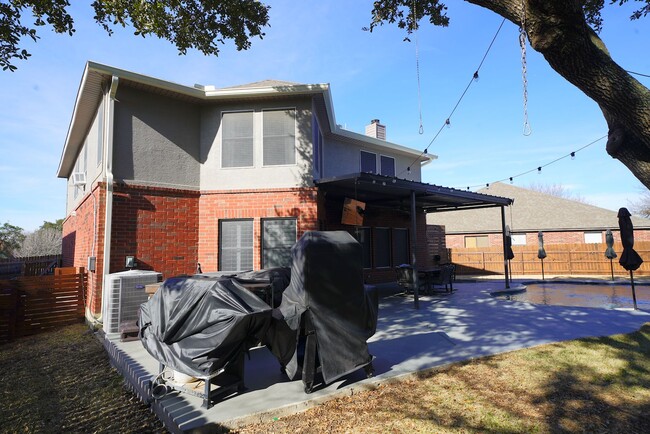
1 1 648 231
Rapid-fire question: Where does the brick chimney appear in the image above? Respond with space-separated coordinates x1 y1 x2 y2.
365 119 386 140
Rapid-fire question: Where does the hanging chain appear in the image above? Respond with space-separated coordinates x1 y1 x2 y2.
519 1 532 136
414 0 424 134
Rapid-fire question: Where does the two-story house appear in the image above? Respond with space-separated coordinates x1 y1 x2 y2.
58 62 512 320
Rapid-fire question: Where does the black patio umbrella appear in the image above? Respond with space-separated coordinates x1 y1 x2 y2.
505 225 515 283
537 231 547 280
604 229 617 281
617 207 643 309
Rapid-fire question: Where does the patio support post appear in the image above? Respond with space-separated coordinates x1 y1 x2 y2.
410 190 419 309
501 206 510 289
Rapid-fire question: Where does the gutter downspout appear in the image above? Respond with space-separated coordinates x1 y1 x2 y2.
100 76 119 322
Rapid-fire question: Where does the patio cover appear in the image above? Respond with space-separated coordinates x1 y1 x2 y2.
315 173 515 299
314 172 513 212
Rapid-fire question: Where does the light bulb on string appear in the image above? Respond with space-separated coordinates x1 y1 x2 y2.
509 177 513 184
537 167 542 175
445 118 451 128
486 183 490 189
570 152 575 160
473 71 479 82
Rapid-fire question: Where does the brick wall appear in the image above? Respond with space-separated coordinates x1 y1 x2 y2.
321 195 431 283
110 183 200 279
198 187 319 271
62 183 105 314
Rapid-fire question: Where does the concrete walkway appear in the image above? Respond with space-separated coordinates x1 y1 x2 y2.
104 279 650 433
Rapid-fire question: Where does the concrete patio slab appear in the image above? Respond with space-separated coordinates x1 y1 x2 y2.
103 279 650 433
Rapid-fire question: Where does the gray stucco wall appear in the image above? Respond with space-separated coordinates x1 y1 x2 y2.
66 99 106 215
323 137 422 181
199 97 314 190
113 86 200 189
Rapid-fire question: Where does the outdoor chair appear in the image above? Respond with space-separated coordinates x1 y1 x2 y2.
395 265 429 295
430 264 455 293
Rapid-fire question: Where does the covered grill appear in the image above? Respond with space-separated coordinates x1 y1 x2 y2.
266 231 378 393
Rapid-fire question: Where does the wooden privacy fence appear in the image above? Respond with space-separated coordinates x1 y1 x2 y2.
0 267 86 344
450 241 650 277
0 254 62 278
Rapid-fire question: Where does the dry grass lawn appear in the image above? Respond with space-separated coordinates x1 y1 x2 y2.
1 322 649 433
0 323 166 433
237 323 650 433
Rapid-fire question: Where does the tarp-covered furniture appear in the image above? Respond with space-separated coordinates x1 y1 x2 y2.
266 231 378 393
139 275 273 407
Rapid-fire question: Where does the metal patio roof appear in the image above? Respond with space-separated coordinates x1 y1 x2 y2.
314 173 513 213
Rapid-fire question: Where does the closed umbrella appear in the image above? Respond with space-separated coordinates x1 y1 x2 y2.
604 229 617 281
505 225 515 282
537 231 547 280
617 207 643 309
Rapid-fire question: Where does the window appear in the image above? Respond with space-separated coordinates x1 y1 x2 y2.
262 218 296 268
222 111 254 167
380 155 395 177
219 219 254 271
465 235 489 248
393 228 409 265
360 151 376 173
263 109 296 166
374 227 391 268
511 234 527 245
354 227 372 269
97 102 104 167
584 231 602 243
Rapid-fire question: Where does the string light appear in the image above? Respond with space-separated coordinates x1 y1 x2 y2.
461 135 606 191
397 18 507 178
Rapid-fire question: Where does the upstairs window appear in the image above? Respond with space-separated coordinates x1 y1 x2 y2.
380 155 395 177
263 109 296 166
222 111 254 168
360 151 376 173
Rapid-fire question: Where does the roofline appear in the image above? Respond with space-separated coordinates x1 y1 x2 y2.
58 61 432 177
86 61 331 100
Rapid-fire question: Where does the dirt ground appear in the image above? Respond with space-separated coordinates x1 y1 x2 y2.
0 323 167 433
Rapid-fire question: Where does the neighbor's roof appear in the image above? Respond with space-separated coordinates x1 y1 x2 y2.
57 61 433 178
430 182 650 233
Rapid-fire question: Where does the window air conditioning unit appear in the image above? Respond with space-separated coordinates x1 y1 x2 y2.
102 270 162 337
72 171 86 186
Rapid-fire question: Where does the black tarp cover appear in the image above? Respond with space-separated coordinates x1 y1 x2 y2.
268 231 378 385
139 275 272 378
